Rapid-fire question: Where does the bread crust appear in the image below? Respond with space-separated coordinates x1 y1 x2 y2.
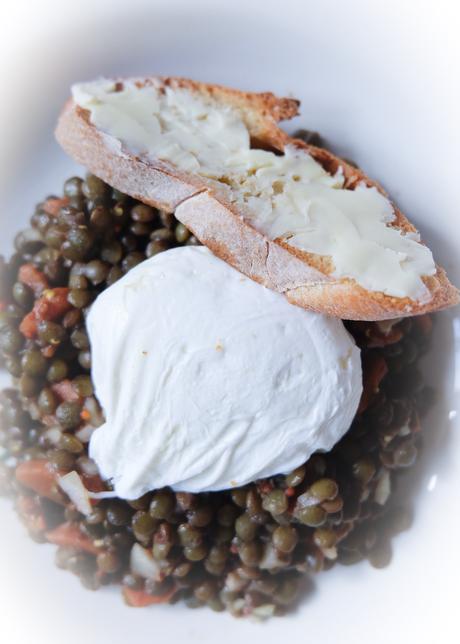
55 77 459 320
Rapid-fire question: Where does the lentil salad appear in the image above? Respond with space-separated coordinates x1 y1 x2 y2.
0 167 433 617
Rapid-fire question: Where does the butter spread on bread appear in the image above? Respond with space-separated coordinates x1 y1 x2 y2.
56 77 459 320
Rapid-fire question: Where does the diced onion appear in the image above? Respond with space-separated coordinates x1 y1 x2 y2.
87 490 118 499
58 471 93 516
252 604 276 620
259 543 289 570
376 319 401 336
130 543 161 580
43 427 62 446
323 546 338 560
374 469 391 505
75 425 95 443
82 397 104 428
224 571 247 592
76 456 99 476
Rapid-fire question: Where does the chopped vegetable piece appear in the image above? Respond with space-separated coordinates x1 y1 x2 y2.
19 288 72 338
45 522 101 555
18 264 49 296
43 197 69 216
15 459 63 503
123 586 176 607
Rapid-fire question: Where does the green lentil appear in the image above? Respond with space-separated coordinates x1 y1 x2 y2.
295 505 327 527
106 502 132 527
106 266 124 286
285 465 306 487
150 228 175 242
184 545 207 562
130 222 151 236
175 223 190 243
0 326 23 354
101 241 123 265
21 350 47 376
49 449 76 471
37 387 58 415
78 351 91 370
72 375 93 397
132 511 157 541
262 489 288 515
63 177 84 199
178 523 203 547
352 457 376 485
55 401 82 430
145 240 169 258
235 513 258 541
187 506 213 527
47 359 68 382
122 252 145 272
84 260 110 285
149 490 175 519
194 580 217 602
131 204 156 222
70 328 90 350
272 526 298 553
82 175 109 201
37 321 66 346
96 551 120 573
67 289 92 309
85 507 106 525
231 488 248 508
19 374 41 397
12 282 34 309
61 227 94 261
313 528 337 549
238 542 262 567
89 206 112 230
59 433 84 454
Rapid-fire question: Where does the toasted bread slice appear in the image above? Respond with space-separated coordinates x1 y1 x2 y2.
55 77 459 320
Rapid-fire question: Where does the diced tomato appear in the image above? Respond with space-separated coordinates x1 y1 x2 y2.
45 522 102 555
19 312 37 338
34 288 72 322
358 354 388 413
41 345 57 358
42 197 69 216
19 288 72 338
122 586 177 607
18 264 49 296
51 379 81 402
258 481 273 495
16 495 47 533
15 459 63 503
81 473 106 494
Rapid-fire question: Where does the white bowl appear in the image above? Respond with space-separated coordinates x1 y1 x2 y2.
0 2 459 643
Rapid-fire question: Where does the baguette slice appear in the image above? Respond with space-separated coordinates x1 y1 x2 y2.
55 77 459 320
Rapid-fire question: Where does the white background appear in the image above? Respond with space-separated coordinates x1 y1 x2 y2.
0 1 459 643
